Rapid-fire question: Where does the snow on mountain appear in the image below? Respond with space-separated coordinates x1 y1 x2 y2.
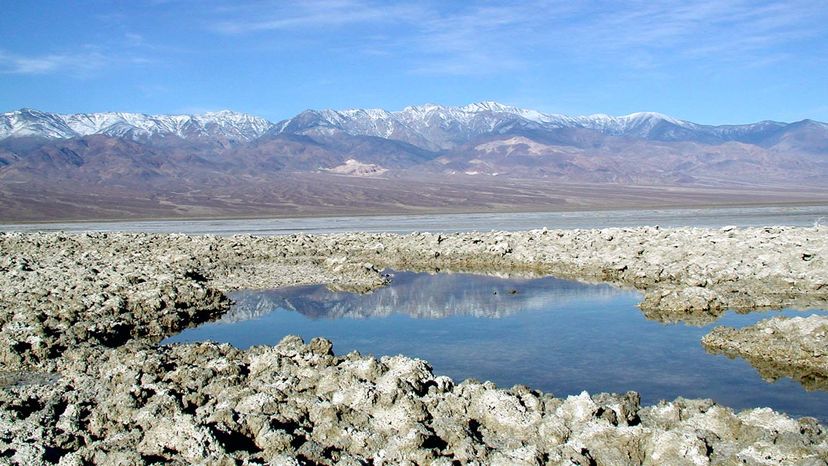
0 109 78 139
0 109 273 143
273 107 427 145
2 103 825 152
272 101 713 149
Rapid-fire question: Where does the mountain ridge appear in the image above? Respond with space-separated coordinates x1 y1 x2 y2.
0 108 273 144
2 103 822 150
1 101 827 221
272 102 818 150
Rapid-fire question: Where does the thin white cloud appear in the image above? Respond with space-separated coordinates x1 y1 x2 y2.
0 50 109 75
124 33 145 47
0 38 157 77
212 0 421 34
403 4 542 75
207 0 828 76
552 0 828 66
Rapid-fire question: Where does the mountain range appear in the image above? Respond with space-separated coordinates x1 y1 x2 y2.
1 102 827 221
0 108 271 144
4 102 826 149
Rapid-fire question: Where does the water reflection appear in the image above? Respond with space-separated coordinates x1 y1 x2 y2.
222 272 625 322
166 271 828 422
706 348 828 391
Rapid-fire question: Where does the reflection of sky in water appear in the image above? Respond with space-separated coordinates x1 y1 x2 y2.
164 271 828 423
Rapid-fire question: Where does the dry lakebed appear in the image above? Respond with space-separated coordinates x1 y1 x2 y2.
1 226 827 465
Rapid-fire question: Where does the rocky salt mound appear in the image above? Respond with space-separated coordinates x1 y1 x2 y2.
0 227 826 463
3 336 828 465
704 315 828 391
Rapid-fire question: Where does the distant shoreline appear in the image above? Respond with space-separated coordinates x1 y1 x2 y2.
2 195 828 226
3 203 828 235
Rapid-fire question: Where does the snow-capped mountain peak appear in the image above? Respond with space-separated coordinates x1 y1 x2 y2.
620 111 687 127
271 101 712 149
401 103 445 113
3 103 823 152
0 109 274 143
1 108 78 139
460 101 522 114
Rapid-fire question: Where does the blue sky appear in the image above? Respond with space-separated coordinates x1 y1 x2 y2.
1 0 826 124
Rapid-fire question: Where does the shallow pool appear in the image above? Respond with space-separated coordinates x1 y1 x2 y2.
164 271 828 422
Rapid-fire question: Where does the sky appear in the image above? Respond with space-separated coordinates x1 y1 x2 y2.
1 0 826 124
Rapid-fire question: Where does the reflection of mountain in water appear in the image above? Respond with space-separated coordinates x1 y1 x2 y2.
221 271 633 323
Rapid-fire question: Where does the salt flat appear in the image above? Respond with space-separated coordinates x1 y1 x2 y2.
1 226 827 463
2 204 827 235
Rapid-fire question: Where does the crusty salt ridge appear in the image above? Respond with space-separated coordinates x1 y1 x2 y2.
703 315 828 390
4 337 827 465
0 226 827 463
